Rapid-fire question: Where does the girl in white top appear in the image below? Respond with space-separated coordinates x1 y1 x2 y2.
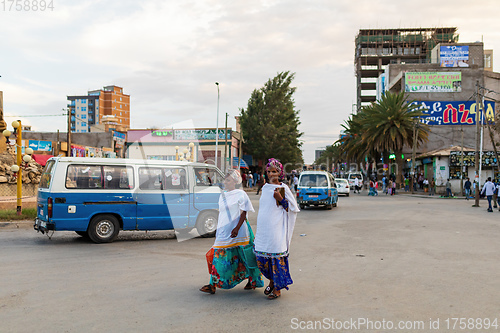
200 169 263 294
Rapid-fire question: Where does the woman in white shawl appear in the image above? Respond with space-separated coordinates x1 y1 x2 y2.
200 169 264 294
254 158 299 299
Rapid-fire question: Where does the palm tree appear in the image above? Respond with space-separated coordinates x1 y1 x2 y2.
359 91 429 184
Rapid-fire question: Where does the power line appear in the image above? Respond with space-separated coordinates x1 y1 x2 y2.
4 114 66 117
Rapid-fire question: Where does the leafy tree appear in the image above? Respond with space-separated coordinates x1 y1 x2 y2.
336 91 428 183
239 71 303 167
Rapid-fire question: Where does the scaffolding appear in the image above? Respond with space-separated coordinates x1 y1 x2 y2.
354 27 459 107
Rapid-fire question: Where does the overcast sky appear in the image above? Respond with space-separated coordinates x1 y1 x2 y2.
1 0 499 163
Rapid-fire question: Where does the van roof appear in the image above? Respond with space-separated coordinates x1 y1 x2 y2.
48 157 218 168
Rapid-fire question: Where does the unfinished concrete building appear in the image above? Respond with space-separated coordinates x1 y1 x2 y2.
355 27 459 110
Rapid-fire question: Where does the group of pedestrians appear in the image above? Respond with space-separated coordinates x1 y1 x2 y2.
200 158 299 300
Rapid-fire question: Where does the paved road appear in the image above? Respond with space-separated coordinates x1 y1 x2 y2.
1 192 500 332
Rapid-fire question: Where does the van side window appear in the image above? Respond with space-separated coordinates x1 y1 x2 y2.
103 166 134 189
66 165 102 189
194 167 222 186
139 167 163 190
163 168 187 190
40 160 55 189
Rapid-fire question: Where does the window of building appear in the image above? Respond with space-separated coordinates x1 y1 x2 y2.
485 54 492 68
81 114 87 119
81 99 87 104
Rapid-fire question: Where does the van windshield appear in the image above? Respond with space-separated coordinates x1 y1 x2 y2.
39 160 56 189
299 174 328 187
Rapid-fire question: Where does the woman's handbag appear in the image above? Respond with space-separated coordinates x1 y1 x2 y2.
206 248 214 274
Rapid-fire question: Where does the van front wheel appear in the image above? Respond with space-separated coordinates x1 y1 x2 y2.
88 214 119 243
196 211 218 238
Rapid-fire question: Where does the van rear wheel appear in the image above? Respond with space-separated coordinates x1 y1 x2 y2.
88 214 119 243
196 211 218 238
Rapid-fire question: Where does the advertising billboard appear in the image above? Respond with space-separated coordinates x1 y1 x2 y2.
409 100 495 125
440 45 469 67
405 72 461 93
28 140 52 152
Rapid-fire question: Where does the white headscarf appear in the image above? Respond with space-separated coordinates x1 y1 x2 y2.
226 169 242 184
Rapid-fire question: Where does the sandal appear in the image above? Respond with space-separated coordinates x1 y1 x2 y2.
264 285 274 295
267 292 281 300
199 284 215 294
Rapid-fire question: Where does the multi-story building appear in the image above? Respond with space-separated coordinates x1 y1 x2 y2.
355 27 458 110
67 85 130 133
383 41 500 191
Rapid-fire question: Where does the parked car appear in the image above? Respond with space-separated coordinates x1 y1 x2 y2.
296 171 338 209
334 178 350 196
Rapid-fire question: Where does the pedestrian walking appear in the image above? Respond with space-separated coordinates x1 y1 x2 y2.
293 174 299 192
496 182 500 211
445 179 453 197
388 179 393 195
254 158 299 300
382 175 387 194
429 178 436 196
200 170 264 294
464 177 471 200
481 177 496 212
404 177 409 192
256 171 266 195
248 172 254 188
391 179 396 195
354 176 360 193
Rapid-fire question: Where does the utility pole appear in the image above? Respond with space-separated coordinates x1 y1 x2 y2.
224 113 228 174
473 81 481 207
411 119 418 194
66 108 71 157
460 125 464 196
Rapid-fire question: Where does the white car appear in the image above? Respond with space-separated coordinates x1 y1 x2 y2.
335 178 350 196
347 173 364 190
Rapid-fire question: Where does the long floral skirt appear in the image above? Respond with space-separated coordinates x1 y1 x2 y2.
210 246 264 290
256 255 293 291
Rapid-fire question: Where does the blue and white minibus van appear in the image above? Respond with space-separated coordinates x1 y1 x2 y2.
296 171 338 210
34 157 224 243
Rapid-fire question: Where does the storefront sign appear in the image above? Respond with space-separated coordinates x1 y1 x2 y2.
174 129 231 141
405 72 461 92
440 46 469 67
113 131 126 149
449 151 498 167
410 100 495 125
152 130 173 137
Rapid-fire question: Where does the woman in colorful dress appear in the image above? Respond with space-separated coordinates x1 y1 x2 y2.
200 169 264 294
254 158 299 300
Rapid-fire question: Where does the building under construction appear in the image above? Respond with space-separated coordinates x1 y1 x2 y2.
355 27 459 109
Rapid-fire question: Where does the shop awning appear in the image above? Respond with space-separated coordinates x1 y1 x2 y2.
232 157 249 168
32 154 54 167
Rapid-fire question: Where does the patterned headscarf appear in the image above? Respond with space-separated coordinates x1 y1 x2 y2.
266 158 284 180
225 169 242 184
